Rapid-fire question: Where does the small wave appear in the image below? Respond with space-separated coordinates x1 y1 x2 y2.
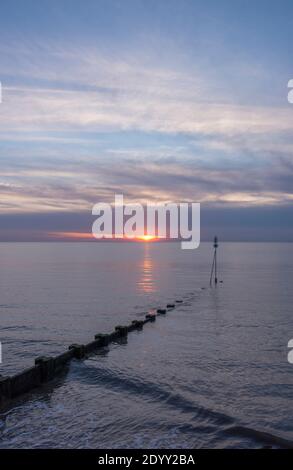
73 361 234 428
1 325 31 331
224 425 293 449
0 305 21 310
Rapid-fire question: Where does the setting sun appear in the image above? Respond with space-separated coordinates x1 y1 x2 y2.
137 235 156 242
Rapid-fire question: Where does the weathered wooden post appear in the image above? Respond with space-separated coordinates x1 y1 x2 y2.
35 356 55 382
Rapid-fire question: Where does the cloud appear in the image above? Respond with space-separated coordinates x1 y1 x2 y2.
0 40 292 232
1 41 293 138
0 147 292 216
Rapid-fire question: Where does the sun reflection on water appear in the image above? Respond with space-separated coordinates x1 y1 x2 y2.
137 244 157 294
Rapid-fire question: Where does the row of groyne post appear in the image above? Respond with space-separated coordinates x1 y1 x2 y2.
0 300 184 408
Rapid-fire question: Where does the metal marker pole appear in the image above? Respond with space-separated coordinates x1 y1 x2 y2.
210 236 218 287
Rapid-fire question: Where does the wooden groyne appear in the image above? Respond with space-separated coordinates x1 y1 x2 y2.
0 302 181 408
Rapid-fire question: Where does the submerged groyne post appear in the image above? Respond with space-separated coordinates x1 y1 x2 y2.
131 320 144 330
209 236 218 287
157 308 166 315
115 325 128 337
0 376 11 405
145 314 156 322
94 333 110 346
35 356 55 382
68 344 85 360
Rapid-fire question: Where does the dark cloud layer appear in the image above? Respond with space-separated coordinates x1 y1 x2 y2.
0 204 292 242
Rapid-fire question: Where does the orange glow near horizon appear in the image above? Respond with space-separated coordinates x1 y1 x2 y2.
49 232 94 239
48 232 161 241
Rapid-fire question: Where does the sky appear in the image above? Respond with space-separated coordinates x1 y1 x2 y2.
0 0 292 241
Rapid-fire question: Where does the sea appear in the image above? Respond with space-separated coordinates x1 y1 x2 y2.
0 241 292 448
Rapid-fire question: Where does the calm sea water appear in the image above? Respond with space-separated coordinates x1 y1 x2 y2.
0 242 292 448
